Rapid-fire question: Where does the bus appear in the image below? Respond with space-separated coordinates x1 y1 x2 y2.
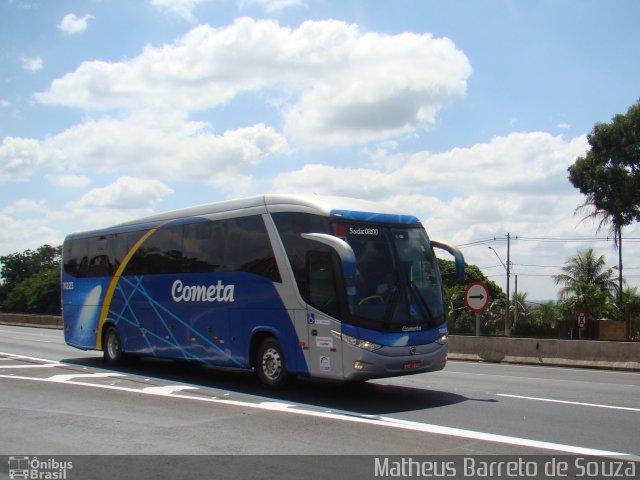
61 194 464 387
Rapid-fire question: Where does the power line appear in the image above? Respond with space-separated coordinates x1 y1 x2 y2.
456 238 496 248
456 235 640 248
513 263 562 268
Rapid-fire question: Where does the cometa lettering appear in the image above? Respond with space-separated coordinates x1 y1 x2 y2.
171 279 235 303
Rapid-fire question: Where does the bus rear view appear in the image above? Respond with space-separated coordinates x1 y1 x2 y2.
61 194 464 387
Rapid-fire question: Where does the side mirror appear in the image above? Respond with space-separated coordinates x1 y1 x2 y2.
301 233 356 281
431 240 465 280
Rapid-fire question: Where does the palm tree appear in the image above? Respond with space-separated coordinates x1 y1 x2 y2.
554 249 617 323
575 198 625 319
510 290 529 332
553 248 616 300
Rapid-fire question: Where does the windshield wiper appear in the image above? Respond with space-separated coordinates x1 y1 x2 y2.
382 284 400 323
409 281 436 324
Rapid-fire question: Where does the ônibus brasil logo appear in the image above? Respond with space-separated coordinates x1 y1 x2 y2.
8 456 73 479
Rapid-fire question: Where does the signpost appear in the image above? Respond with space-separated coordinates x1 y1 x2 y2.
577 312 586 339
577 312 586 328
464 282 490 336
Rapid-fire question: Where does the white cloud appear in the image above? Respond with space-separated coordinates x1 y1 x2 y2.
239 0 304 12
274 164 395 198
0 100 10 108
149 0 208 23
0 216 58 254
0 113 288 184
274 132 588 201
34 18 470 147
57 13 95 36
2 199 48 216
21 57 43 71
0 136 44 181
46 174 92 188
68 176 174 210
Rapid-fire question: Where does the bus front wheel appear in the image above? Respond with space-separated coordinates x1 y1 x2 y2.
103 326 123 365
256 338 289 388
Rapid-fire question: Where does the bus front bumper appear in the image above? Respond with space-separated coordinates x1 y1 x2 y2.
342 341 447 381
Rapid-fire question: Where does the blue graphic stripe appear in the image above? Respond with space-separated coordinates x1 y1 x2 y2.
113 278 157 356
330 209 420 225
134 279 238 364
115 276 199 362
111 275 243 367
135 278 192 361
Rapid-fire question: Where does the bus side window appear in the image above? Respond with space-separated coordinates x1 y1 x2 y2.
271 212 332 295
222 216 281 282
64 237 89 278
88 235 113 277
306 251 340 318
118 231 145 276
183 221 224 273
141 225 183 275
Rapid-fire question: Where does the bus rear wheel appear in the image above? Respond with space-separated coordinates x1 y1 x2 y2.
256 338 289 388
103 326 123 365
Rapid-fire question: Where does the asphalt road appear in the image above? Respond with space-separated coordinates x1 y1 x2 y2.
1 325 639 478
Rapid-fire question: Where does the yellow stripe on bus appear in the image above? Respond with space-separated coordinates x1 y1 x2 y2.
95 225 165 350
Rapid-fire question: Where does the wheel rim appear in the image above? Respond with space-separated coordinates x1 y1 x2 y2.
261 347 282 380
107 331 120 359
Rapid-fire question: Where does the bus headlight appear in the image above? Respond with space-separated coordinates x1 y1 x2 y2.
333 331 382 352
436 334 448 345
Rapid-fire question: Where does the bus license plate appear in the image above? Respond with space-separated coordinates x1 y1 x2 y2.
403 360 422 370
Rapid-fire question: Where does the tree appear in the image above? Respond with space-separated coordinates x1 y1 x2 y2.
621 287 640 340
510 290 529 332
4 266 61 315
568 100 640 318
0 245 62 314
553 248 617 323
0 245 61 289
523 301 561 337
553 248 616 299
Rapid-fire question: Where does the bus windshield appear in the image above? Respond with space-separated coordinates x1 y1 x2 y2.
337 223 445 332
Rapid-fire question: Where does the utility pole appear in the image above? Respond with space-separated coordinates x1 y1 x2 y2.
505 233 511 336
513 274 518 331
617 224 623 322
488 240 511 337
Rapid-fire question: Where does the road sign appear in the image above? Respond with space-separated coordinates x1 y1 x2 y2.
578 312 586 328
464 282 490 313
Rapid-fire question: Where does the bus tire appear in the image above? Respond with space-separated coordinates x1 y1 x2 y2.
103 326 124 365
256 338 289 388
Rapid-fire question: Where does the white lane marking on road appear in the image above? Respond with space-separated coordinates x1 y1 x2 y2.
47 373 126 382
1 371 635 459
141 385 198 394
0 352 63 364
447 360 640 377
0 330 60 342
498 393 640 412
0 364 59 369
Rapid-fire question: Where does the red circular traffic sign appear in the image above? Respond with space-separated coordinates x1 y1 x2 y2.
464 282 490 313
577 312 586 328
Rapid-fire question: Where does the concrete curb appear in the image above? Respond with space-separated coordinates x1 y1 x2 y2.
448 335 640 372
0 313 63 330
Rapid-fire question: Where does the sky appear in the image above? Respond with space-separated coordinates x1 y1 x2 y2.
1 0 639 301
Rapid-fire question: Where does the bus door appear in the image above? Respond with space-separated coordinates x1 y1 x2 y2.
306 251 343 378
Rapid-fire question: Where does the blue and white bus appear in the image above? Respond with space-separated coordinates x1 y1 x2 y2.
61 194 464 387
